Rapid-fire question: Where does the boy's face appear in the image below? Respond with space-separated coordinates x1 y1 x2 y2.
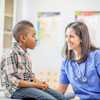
24 27 37 49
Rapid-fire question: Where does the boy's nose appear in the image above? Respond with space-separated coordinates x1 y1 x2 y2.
35 39 38 42
35 39 39 45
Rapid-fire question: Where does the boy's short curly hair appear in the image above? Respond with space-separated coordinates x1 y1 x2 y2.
12 20 34 42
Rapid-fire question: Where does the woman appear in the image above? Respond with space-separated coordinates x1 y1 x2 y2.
57 21 100 100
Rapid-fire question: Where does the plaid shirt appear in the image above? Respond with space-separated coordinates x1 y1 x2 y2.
0 42 34 97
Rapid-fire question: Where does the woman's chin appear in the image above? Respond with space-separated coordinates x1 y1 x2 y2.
68 47 73 50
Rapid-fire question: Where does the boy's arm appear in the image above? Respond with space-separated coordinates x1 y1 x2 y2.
5 53 48 89
18 79 48 90
6 61 48 89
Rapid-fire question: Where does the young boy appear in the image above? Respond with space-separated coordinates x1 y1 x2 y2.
0 20 67 99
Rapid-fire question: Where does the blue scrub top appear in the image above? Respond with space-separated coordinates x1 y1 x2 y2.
59 50 100 100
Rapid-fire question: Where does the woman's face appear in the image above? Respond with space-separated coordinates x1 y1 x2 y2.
65 27 81 50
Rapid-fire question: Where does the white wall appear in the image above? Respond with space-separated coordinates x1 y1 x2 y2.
17 0 100 25
14 0 100 73
0 0 5 61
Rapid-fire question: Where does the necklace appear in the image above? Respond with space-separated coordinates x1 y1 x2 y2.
71 60 88 83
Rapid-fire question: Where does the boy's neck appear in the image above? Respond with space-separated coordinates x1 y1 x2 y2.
18 42 27 52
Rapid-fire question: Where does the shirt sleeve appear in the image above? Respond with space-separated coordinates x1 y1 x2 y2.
5 52 20 87
95 50 100 76
59 59 69 85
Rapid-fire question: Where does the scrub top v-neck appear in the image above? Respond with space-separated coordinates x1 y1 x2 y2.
59 50 100 100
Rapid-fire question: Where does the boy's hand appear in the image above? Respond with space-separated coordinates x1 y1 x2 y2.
32 79 48 90
39 81 48 90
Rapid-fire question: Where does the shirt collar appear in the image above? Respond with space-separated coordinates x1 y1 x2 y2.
13 42 27 55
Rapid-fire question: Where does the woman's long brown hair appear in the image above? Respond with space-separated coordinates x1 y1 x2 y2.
63 21 97 62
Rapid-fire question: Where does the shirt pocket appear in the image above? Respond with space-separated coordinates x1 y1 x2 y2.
87 65 99 86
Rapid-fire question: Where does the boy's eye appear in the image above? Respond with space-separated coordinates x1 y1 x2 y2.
32 33 36 37
32 35 35 37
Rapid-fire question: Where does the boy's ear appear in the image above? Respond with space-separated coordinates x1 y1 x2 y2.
19 33 26 42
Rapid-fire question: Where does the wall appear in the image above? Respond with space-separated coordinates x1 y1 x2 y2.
0 0 5 60
14 0 100 73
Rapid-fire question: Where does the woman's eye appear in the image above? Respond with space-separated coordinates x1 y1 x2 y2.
70 35 74 38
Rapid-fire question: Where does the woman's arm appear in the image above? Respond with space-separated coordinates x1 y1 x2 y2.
56 83 68 94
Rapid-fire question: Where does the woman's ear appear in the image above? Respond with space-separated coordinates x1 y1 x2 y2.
80 40 82 43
